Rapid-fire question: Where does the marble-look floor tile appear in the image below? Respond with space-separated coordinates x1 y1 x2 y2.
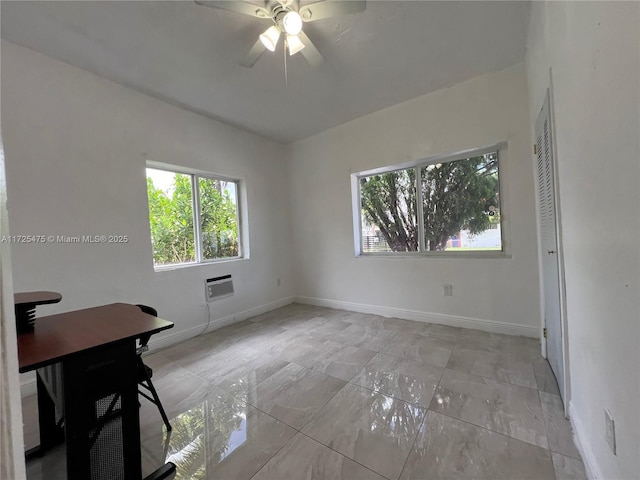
500 335 541 362
302 383 426 480
259 315 331 336
138 365 217 437
141 397 296 480
308 318 355 337
252 433 386 480
158 334 216 365
310 320 398 351
169 337 262 375
382 332 455 367
351 353 443 407
342 314 413 331
214 319 276 340
534 358 561 395
154 337 291 402
182 343 266 382
266 333 328 364
399 411 555 480
456 331 541 361
446 344 538 388
319 310 368 323
552 452 587 479
246 363 346 429
210 352 291 399
299 340 377 381
248 306 314 327
25 444 66 480
540 391 581 459
430 369 548 449
22 304 586 480
400 322 461 342
142 350 177 373
215 324 294 352
336 323 399 351
21 393 39 450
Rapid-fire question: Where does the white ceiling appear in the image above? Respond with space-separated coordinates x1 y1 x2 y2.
1 1 530 143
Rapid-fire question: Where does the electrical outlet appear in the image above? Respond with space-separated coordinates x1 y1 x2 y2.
444 284 453 296
277 277 281 287
605 409 616 455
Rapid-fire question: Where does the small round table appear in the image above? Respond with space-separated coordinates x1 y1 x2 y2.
14 291 62 334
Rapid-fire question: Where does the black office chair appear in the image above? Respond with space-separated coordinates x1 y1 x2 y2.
135 304 172 432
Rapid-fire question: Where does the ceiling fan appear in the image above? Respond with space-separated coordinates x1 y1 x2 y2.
196 0 366 67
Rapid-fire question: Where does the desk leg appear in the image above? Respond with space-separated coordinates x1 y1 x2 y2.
62 359 92 479
62 341 143 480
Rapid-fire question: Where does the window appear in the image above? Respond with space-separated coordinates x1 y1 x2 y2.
146 166 241 268
356 147 503 255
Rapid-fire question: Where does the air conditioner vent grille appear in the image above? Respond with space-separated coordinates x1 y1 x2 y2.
205 275 234 301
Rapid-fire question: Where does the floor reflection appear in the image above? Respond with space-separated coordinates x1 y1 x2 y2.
141 385 297 480
154 390 248 479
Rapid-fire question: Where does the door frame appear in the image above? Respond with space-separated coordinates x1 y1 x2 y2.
535 69 571 414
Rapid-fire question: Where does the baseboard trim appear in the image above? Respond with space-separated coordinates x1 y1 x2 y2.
20 296 295 398
294 296 539 338
569 401 601 480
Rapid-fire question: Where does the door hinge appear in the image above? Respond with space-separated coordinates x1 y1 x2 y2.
534 144 538 155
543 327 547 338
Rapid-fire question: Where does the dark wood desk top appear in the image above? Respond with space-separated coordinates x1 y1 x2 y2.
14 291 62 307
18 303 174 373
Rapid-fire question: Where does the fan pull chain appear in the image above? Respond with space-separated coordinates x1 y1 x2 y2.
283 38 288 87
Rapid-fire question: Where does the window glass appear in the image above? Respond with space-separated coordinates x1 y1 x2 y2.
360 168 418 253
147 168 195 266
199 177 239 260
421 153 500 251
356 151 502 255
146 167 242 268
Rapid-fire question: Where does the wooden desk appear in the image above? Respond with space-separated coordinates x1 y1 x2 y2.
18 303 176 480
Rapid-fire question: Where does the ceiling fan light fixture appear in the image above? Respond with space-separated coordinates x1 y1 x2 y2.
282 11 302 35
259 26 281 52
287 34 305 55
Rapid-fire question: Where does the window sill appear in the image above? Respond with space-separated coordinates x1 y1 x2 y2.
356 251 511 259
153 256 247 272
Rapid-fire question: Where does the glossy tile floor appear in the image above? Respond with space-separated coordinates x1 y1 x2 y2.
22 303 586 479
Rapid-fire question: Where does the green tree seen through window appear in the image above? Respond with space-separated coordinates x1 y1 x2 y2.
360 153 500 252
146 168 239 266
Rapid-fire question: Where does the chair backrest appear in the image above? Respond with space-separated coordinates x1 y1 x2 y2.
135 304 158 351
136 304 158 317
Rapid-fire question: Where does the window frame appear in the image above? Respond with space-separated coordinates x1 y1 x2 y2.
351 143 509 258
146 161 245 270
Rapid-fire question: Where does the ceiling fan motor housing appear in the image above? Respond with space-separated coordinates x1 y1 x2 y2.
195 0 366 67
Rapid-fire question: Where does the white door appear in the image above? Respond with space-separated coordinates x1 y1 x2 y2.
535 91 564 400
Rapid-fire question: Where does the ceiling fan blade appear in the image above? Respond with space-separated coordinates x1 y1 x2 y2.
298 31 324 67
239 38 267 67
195 0 270 19
299 1 366 22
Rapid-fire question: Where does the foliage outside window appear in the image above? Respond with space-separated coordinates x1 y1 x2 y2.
146 167 241 267
359 151 501 254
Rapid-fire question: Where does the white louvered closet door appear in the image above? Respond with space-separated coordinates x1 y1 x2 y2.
535 91 564 400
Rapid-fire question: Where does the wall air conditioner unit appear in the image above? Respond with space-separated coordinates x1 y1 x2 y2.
205 275 234 302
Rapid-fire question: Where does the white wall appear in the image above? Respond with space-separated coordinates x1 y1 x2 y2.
1 41 293 375
287 64 540 336
526 2 639 479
